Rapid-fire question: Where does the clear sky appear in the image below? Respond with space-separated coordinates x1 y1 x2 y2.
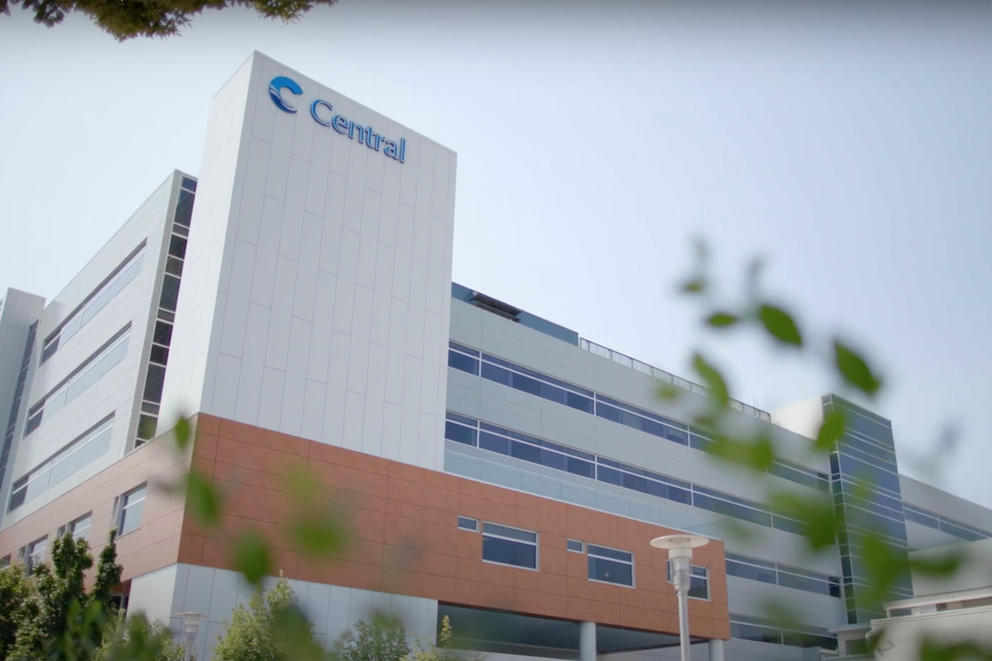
1 1 989 508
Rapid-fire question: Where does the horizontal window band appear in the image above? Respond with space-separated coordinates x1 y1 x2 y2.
449 342 829 492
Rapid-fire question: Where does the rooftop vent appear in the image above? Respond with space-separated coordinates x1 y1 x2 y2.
470 292 520 322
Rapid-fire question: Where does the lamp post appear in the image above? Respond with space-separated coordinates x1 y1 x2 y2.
650 534 709 661
175 611 205 661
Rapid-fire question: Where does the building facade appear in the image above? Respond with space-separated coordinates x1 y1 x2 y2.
0 53 990 660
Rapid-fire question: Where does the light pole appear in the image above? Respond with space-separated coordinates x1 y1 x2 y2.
176 611 205 661
650 534 709 661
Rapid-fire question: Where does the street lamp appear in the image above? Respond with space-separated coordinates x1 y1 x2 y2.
175 611 205 661
651 534 709 661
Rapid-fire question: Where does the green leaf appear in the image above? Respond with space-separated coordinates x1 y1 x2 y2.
281 464 319 503
910 551 963 578
691 353 729 407
288 514 348 556
679 277 706 294
769 492 838 550
234 531 272 587
656 383 681 401
748 435 775 471
815 409 846 453
174 417 191 450
833 339 882 395
758 304 802 346
706 312 739 328
186 469 222 527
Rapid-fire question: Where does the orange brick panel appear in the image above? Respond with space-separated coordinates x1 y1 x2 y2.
0 414 729 639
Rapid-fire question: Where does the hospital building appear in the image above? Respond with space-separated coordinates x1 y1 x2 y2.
1 53 989 660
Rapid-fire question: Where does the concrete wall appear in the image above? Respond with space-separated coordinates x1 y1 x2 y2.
160 52 457 471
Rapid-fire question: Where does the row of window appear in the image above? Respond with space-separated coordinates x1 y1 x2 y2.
8 483 145 572
730 614 836 650
903 503 990 542
445 413 807 537
448 342 829 492
40 243 146 364
136 177 193 446
725 552 840 598
456 516 710 597
25 325 131 436
8 416 114 511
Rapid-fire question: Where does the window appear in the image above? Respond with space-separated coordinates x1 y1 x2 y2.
25 327 130 436
587 544 634 586
668 562 710 600
117 484 147 535
68 513 92 542
7 416 114 511
481 522 537 569
689 566 709 599
39 244 145 363
1 555 10 569
457 516 478 532
567 539 584 553
25 536 47 570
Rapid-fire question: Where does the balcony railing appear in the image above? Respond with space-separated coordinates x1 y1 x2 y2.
578 338 772 422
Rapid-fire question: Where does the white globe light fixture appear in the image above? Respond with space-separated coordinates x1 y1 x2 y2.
650 534 709 661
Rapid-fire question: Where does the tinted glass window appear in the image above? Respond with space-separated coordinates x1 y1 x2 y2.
143 365 166 403
159 275 180 311
168 235 187 259
589 556 633 586
175 190 194 227
154 321 173 345
118 484 147 535
479 432 508 454
448 350 479 375
445 421 476 446
482 523 537 569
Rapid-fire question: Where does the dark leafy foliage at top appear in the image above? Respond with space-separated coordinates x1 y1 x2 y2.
0 0 338 40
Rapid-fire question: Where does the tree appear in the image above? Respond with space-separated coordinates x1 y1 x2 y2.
0 565 32 658
8 529 123 660
334 613 409 661
94 612 185 661
0 0 338 41
213 574 322 661
405 616 482 661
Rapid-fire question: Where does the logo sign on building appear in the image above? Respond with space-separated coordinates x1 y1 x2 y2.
269 76 407 164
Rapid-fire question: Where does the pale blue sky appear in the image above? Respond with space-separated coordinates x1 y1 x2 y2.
1 1 989 508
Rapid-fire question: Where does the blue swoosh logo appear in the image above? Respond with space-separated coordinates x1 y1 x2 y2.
269 76 303 113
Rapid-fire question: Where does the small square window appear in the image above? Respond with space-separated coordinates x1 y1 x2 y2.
457 516 478 532
117 484 147 536
481 522 537 570
567 539 584 553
